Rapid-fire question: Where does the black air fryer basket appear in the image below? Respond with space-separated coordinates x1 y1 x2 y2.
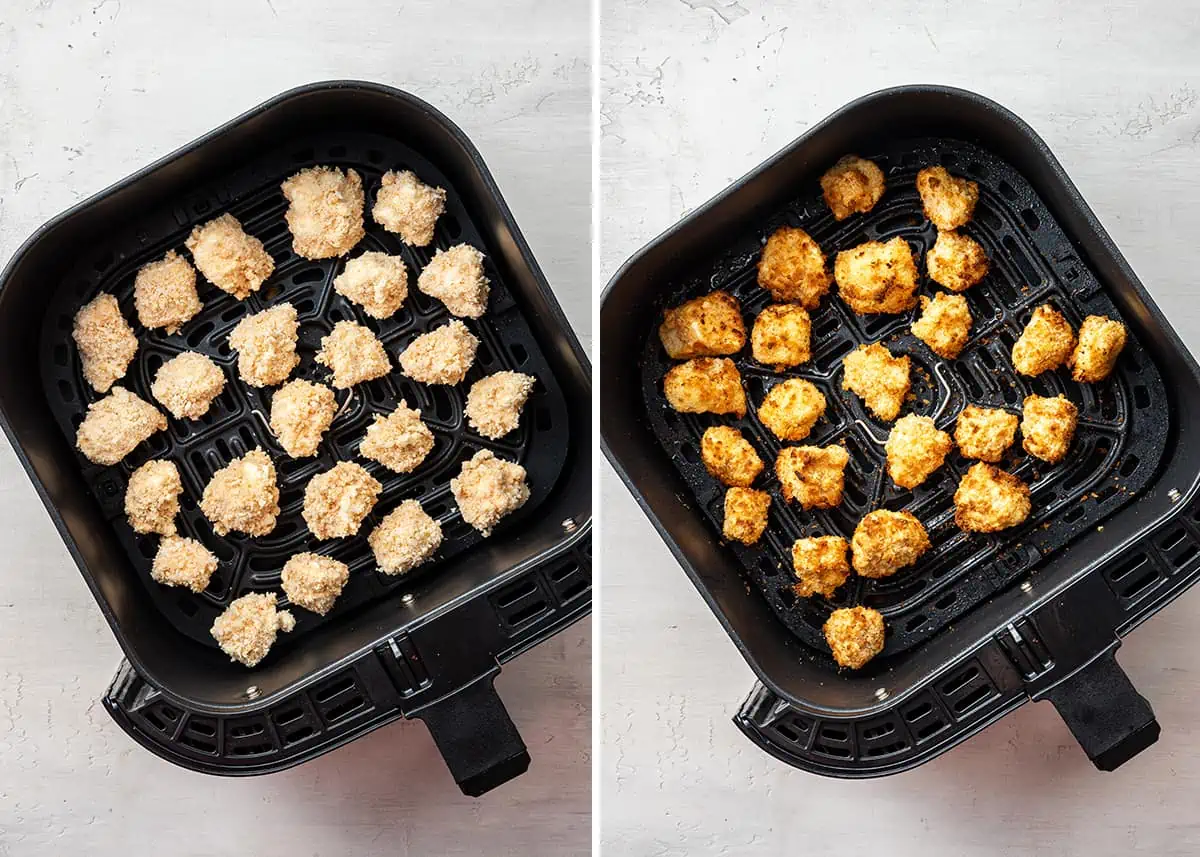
0 82 590 795
601 85 1200 775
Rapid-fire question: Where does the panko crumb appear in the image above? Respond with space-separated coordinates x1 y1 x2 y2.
701 425 763 487
151 352 226 420
281 553 350 615
1021 394 1078 464
751 303 811 369
451 450 530 536
369 499 443 575
886 415 952 489
757 378 826 442
281 166 365 259
756 226 831 308
200 448 280 537
151 536 218 593
270 379 337 458
911 292 972 360
1070 315 1127 382
76 387 167 466
72 293 138 393
824 606 885 670
417 244 491 319
466 371 536 439
302 461 382 540
228 302 300 387
851 510 930 579
723 487 771 545
658 291 746 359
955 405 1019 463
916 166 979 230
663 357 746 418
1012 304 1076 376
834 237 919 315
134 250 201 333
820 155 886 221
399 320 479 385
372 169 447 247
333 252 409 319
792 536 851 598
125 459 182 536
842 343 911 422
359 402 435 473
776 444 849 510
954 462 1031 532
210 593 295 668
316 320 391 389
926 230 989 292
184 213 274 300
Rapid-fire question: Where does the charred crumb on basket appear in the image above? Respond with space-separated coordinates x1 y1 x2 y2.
722 487 771 545
1070 315 1127 382
842 342 911 422
210 593 295 668
776 444 848 510
125 459 182 536
954 404 1019 462
954 462 1031 532
926 230 988 292
1012 304 1075 376
151 352 226 420
134 250 202 333
466 371 536 439
792 535 850 597
228 302 300 387
372 169 447 247
658 290 747 359
316 320 390 389
75 387 167 466
750 303 811 369
851 509 930 579
332 252 409 319
369 499 443 575
152 535 218 593
270 379 337 458
824 606 885 670
663 357 747 417
885 415 952 489
700 425 763 487
911 292 972 360
451 450 530 536
820 155 886 221
358 401 436 473
185 213 274 300
757 378 826 442
72 293 138 393
756 226 831 308
399 319 480 385
916 166 979 230
200 448 280 537
417 244 491 319
834 237 919 315
281 553 350 615
1021 393 1078 464
280 166 365 259
302 461 382 540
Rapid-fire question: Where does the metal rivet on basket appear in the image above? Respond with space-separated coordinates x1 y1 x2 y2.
561 517 577 533
874 688 889 701
244 685 261 700
1169 488 1182 503
1020 581 1033 593
401 593 415 605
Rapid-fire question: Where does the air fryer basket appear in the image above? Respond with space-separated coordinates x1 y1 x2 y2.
0 82 591 795
601 85 1200 776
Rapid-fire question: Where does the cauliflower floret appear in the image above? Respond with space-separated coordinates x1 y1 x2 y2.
302 461 382 540
820 155 886 221
280 166 365 259
700 425 763 488
663 357 746 418
916 166 979 230
281 553 350 615
316 321 391 389
722 487 771 545
466 371 536 439
134 250 202 333
210 593 295 668
151 536 218 593
399 320 479 385
911 292 972 360
834 237 919 315
885 414 952 489
417 244 491 319
954 463 1031 532
776 445 848 510
851 509 930 579
1012 304 1076 376
151 352 226 420
333 252 409 319
75 387 167 466
1021 394 1078 464
228 303 300 387
842 343 910 422
756 226 831 308
926 230 988 292
185 213 274 300
125 459 182 536
269 379 337 458
1070 315 1127 383
757 378 826 442
792 536 851 598
824 606 885 670
369 499 444 575
200 448 280 537
750 303 811 369
358 402 436 473
451 450 530 536
371 169 447 246
658 290 746 359
72 293 138 393
954 405 1018 463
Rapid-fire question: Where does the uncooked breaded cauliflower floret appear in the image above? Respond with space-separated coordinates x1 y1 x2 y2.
885 415 952 489
851 509 930 579
451 449 530 536
658 290 747 360
228 303 300 387
151 352 226 420
134 250 202 333
359 402 436 473
842 343 911 422
72 293 138 393
333 252 409 319
466 371 536 439
184 213 275 300
316 320 390 389
834 237 919 315
911 292 972 360
125 459 182 536
281 553 350 615
302 461 382 540
151 536 218 593
751 303 811 369
701 425 763 488
926 230 988 292
1070 315 1127 383
916 166 979 230
1021 394 1078 464
417 244 491 319
954 405 1019 463
76 387 167 466
723 487 771 545
369 499 443 575
820 155 886 221
200 448 280 537
757 378 826 442
1012 304 1076 377
756 226 831 308
372 169 447 247
663 357 746 418
210 593 295 668
824 606 885 670
776 444 849 509
792 535 851 598
399 319 480 385
280 166 365 259
954 462 1031 532
270 379 337 458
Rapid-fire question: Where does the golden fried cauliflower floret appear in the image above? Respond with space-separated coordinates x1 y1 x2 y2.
834 237 919 315
723 487 771 545
134 250 202 333
1070 315 1127 383
954 405 1018 463
911 292 972 360
954 462 1031 532
820 155 886 221
210 593 295 668
151 536 218 593
302 461 382 540
776 444 848 509
228 303 300 387
916 166 979 230
359 402 435 473
851 510 930 579
399 320 479 385
184 213 274 300
466 371 536 439
658 290 746 360
280 166 365 259
751 304 811 369
758 378 826 442
663 357 746 418
451 450 531 536
281 553 350 615
1021 394 1078 464
824 606 885 670
792 536 850 598
72 293 138 393
151 352 226 420
372 169 447 247
756 226 831 308
369 499 443 575
417 244 491 319
701 425 763 487
885 415 952 489
316 320 390 389
200 448 280 537
926 230 988 292
125 459 182 536
75 387 167 466
1012 304 1076 376
333 252 409 319
270 379 337 458
842 343 911 422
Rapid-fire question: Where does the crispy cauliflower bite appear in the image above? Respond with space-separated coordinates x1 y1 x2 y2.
151 536 218 593
911 292 972 360
926 230 989 292
372 169 447 246
851 510 930 579
751 304 811 369
954 462 1031 532
399 320 479 385
757 378 826 442
700 425 764 487
75 388 167 466
228 303 300 387
359 402 436 473
369 499 444 575
302 462 382 540
722 487 771 545
281 553 350 615
200 448 280 537
842 343 911 422
916 166 979 230
776 445 849 509
185 214 274 300
125 459 182 536
417 244 491 319
316 321 391 389
792 536 851 598
451 450 530 536
1012 304 1076 376
72 293 138 393
281 166 366 259
824 606 886 670
835 237 919 315
658 291 747 360
1070 315 1127 382
756 226 831 307
211 593 295 668
270 379 337 458
466 371 536 439
885 415 952 489
333 252 409 319
151 352 226 420
663 358 746 418
1021 394 1078 464
134 250 202 333
954 405 1019 462
820 155 886 221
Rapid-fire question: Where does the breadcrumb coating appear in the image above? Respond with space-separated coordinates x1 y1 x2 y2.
658 291 746 359
451 450 530 536
152 536 218 593
1012 304 1076 376
281 553 350 615
372 169 447 247
125 459 182 536
757 378 826 442
842 343 911 422
723 487 771 545
316 320 390 389
916 166 979 230
210 593 295 668
911 292 972 360
302 461 382 540
358 402 436 473
824 606 885 670
820 155 886 221
333 252 409 319
954 405 1019 463
701 425 763 488
757 226 831 308
228 303 300 387
399 320 479 385
270 379 337 458
663 357 746 418
200 448 280 537
151 352 226 420
466 371 536 439
926 230 988 292
281 166 365 259
417 244 491 319
886 415 952 489
134 250 202 333
1021 394 1078 464
835 237 919 314
76 387 167 466
1070 315 1127 382
184 214 274 300
72 293 138 393
792 536 851 598
954 462 1031 532
851 510 930 579
369 499 443 575
776 444 848 509
750 303 811 369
